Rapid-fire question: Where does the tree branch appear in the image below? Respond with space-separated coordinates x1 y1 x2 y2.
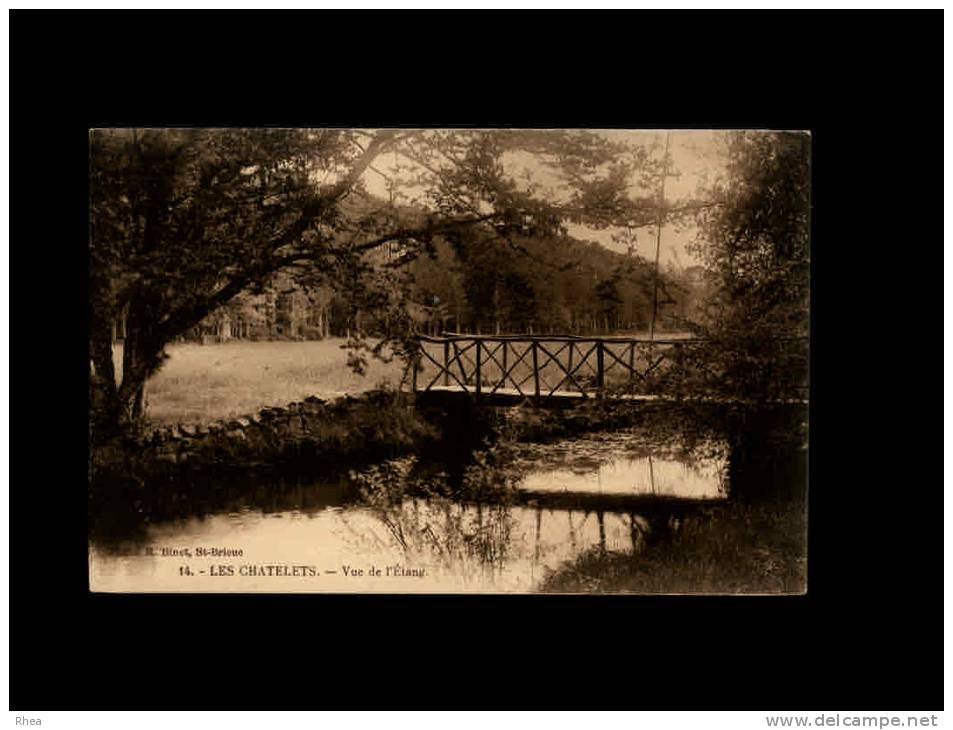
145 135 407 344
154 268 270 344
327 130 398 200
350 214 498 253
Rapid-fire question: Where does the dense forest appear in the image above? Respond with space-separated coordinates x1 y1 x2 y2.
403 227 708 336
110 204 710 344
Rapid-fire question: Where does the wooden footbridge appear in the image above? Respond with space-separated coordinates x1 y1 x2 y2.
411 333 714 407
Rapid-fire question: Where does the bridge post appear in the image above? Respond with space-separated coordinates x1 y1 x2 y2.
567 342 575 393
628 342 636 389
596 341 605 398
475 340 482 398
443 341 450 387
532 341 540 398
502 341 508 389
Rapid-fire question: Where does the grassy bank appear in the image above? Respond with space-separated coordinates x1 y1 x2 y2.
88 389 441 543
536 407 808 594
537 492 806 594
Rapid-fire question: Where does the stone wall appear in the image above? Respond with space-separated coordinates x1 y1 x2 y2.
134 391 433 477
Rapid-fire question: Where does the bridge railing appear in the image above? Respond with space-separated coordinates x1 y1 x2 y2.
411 334 710 400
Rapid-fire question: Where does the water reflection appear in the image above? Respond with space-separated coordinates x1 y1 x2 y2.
89 431 730 593
519 453 726 500
89 499 655 593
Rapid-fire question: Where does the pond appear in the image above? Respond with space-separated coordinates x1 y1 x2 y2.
88 428 737 593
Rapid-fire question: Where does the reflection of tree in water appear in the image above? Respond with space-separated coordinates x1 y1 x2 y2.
344 449 703 587
338 494 517 585
341 451 528 579
90 469 356 553
514 429 728 480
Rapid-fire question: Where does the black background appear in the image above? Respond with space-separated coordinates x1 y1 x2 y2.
9 9 944 710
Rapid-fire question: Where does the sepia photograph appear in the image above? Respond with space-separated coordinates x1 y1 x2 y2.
10 3 947 722
87 127 810 595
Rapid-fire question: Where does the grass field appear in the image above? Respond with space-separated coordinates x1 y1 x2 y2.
116 340 407 426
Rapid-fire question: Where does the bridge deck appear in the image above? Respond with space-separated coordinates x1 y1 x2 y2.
413 385 806 408
417 384 661 407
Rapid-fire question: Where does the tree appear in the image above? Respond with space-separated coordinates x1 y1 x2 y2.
90 128 653 440
594 273 623 330
690 131 810 399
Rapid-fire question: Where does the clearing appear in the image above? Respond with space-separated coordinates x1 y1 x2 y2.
116 339 407 426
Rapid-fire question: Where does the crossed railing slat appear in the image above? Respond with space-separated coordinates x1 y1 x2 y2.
412 334 704 400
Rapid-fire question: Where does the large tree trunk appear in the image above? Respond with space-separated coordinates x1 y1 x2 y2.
91 327 148 444
119 302 154 420
90 310 122 443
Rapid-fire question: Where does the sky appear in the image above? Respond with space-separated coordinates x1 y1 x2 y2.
361 129 729 269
